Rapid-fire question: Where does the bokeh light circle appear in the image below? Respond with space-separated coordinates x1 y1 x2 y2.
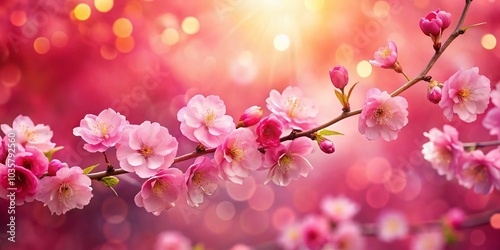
113 18 133 38
181 17 200 35
248 184 275 211
274 34 290 51
226 176 257 201
101 196 128 224
357 60 372 78
216 201 236 221
95 0 114 13
1 64 21 88
34 37 51 54
481 34 496 50
239 208 270 235
74 3 92 21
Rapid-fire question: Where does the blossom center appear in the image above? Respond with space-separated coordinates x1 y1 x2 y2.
204 109 216 127
381 48 391 58
58 182 73 203
458 88 471 101
373 106 392 125
192 171 205 186
140 145 154 158
386 218 401 234
99 122 112 139
464 165 487 183
153 179 169 196
287 97 302 118
227 146 244 162
278 155 293 174
20 124 35 141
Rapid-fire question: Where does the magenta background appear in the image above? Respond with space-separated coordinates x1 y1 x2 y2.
1 0 500 249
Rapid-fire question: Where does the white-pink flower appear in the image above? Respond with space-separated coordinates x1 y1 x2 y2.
177 95 235 148
278 222 302 250
377 210 409 242
154 231 191 250
320 195 359 222
134 168 184 216
369 40 399 69
1 115 55 152
36 167 93 215
411 231 445 250
73 108 129 152
116 121 178 178
0 164 39 205
332 222 365 250
214 128 262 184
422 125 464 180
299 215 331 249
439 67 491 122
483 82 500 138
457 149 500 194
263 137 313 186
358 88 408 141
185 156 219 207
266 86 318 130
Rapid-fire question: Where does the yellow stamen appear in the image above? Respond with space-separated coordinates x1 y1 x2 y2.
140 145 154 158
153 179 169 196
58 182 73 203
278 155 293 174
464 165 487 183
287 97 302 118
373 106 392 125
204 109 216 127
227 146 244 162
381 48 391 58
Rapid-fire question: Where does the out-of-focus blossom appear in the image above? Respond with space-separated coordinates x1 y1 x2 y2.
229 244 254 250
185 156 219 207
36 167 93 215
457 149 500 194
439 67 491 123
134 168 184 216
332 222 365 250
320 195 359 222
1 115 55 152
319 139 335 154
116 121 178 178
266 86 318 130
153 231 191 250
329 65 349 89
256 115 283 148
177 94 235 148
377 210 409 242
299 215 331 249
358 88 409 141
483 82 500 138
419 9 452 48
263 137 313 186
214 128 262 184
427 81 443 104
47 159 69 176
444 208 466 229
73 108 129 152
422 125 464 180
238 106 263 127
278 223 302 250
411 231 445 250
15 146 48 178
369 41 400 71
0 164 38 205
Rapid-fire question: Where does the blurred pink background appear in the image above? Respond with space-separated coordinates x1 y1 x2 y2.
1 0 500 249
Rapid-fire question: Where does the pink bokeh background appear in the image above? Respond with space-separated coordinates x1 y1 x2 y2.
1 0 500 249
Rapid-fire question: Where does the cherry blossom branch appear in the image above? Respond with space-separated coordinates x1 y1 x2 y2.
87 0 474 181
463 140 500 149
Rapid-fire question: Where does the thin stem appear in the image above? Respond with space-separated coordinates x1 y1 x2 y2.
401 71 411 82
103 152 113 173
463 140 500 149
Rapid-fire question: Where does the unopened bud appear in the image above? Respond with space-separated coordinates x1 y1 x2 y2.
238 106 263 127
329 65 349 89
319 139 335 154
427 80 442 104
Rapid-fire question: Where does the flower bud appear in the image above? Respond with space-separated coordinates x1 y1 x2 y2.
319 139 335 154
238 106 263 127
48 159 69 176
436 9 452 30
329 65 349 89
427 80 442 104
444 208 465 229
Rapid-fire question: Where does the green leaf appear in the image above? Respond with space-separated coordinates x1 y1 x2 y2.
346 82 359 102
334 89 346 106
44 146 64 161
100 176 120 187
318 129 344 136
82 164 99 175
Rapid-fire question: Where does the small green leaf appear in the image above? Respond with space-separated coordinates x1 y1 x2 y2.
334 89 346 106
44 146 64 161
100 176 120 187
82 164 99 175
347 82 359 102
318 129 344 136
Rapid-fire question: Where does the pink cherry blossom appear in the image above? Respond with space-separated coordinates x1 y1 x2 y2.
153 231 191 250
410 231 445 250
238 106 263 127
263 137 313 186
73 108 129 152
358 88 409 141
214 128 262 184
278 222 302 250
444 208 465 229
299 215 331 249
457 149 500 194
377 210 408 242
36 166 93 215
0 164 38 205
256 115 283 148
369 40 398 69
177 94 235 148
1 115 55 152
116 121 178 178
332 222 365 250
422 125 464 180
320 195 359 222
419 9 452 47
266 86 318 130
15 146 48 178
439 67 491 123
483 83 500 138
329 65 349 89
134 168 184 216
47 159 69 176
0 137 7 164
185 156 219 207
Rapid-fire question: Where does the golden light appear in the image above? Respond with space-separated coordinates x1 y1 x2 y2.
94 0 114 13
113 18 133 38
161 28 180 46
74 3 91 21
304 0 324 12
373 1 390 18
100 44 118 60
181 17 200 35
481 34 496 50
33 37 50 54
51 31 68 48
357 60 372 78
491 214 500 229
115 36 135 53
10 10 26 27
273 34 290 51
